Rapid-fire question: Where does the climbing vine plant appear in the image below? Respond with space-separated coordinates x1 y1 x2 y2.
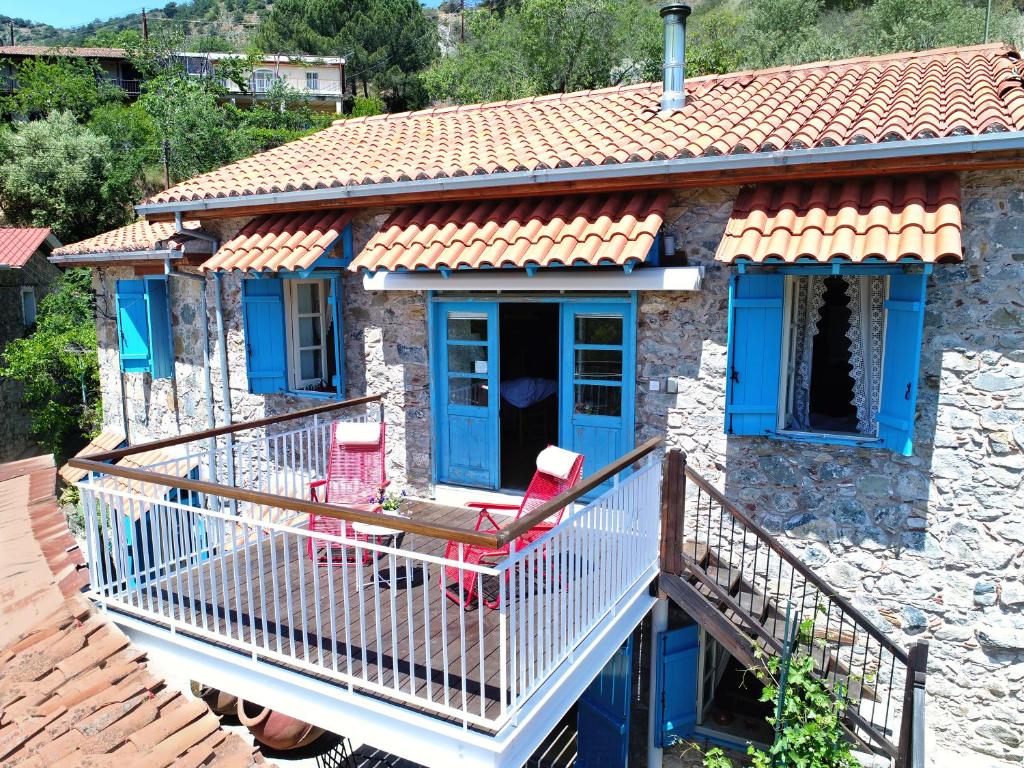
703 616 859 768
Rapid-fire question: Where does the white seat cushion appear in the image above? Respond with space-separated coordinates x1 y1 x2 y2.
335 421 381 446
536 445 581 481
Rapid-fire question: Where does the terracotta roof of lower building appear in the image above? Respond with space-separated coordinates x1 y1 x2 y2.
0 45 128 59
0 455 266 767
351 191 671 273
51 220 202 257
715 174 963 264
200 210 354 272
58 429 127 485
0 228 53 268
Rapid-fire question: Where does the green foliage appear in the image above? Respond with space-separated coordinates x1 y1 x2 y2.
702 616 858 768
350 95 385 118
1 57 123 121
256 0 438 110
0 269 101 461
423 0 661 104
0 112 135 242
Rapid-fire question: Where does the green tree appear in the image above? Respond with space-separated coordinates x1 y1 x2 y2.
423 0 661 105
0 112 135 243
1 56 122 120
1 268 101 460
257 0 438 110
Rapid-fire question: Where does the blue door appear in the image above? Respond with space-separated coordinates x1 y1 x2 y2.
560 302 636 494
435 302 500 488
577 635 634 768
656 624 700 747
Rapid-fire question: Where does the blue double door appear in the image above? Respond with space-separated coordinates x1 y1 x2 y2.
433 298 636 491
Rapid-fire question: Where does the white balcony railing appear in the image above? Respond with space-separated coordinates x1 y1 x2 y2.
76 403 662 730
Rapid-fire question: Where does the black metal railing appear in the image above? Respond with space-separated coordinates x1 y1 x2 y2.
661 448 927 765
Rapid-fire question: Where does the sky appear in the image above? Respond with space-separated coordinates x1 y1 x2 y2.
4 0 442 29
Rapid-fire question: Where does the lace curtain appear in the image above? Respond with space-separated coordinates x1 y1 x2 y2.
844 275 886 435
788 276 827 430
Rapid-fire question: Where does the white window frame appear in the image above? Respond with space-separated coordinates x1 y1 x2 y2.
20 286 36 326
775 274 888 440
284 279 331 391
305 70 320 91
251 68 277 93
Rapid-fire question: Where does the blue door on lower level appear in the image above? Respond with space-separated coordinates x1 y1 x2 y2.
656 624 700 747
560 302 636 495
435 302 500 488
577 635 634 768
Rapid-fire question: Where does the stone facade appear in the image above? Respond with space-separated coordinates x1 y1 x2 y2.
0 249 60 461
93 170 1023 766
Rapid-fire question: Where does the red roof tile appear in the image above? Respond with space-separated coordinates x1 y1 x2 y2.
716 174 963 264
0 228 51 268
145 44 1024 207
0 45 128 59
51 220 199 257
351 191 670 272
200 210 354 272
0 456 267 767
58 429 126 485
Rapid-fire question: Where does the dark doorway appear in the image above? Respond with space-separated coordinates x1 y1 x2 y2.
809 276 858 433
499 303 559 490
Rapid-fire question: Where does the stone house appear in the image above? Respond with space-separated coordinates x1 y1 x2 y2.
53 31 1024 768
0 226 61 460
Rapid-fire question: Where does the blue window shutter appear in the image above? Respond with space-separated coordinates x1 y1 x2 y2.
145 277 174 379
115 279 151 373
657 625 699 747
725 273 785 436
877 273 927 455
242 279 288 394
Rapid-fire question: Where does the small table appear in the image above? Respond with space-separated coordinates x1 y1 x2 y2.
351 516 413 589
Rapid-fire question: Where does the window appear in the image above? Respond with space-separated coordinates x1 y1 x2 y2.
114 278 174 378
20 287 36 326
284 279 338 393
725 270 927 455
241 277 344 398
778 275 885 438
251 69 276 93
305 71 320 91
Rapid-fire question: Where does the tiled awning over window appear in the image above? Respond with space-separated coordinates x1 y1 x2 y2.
716 175 963 264
200 210 353 272
350 191 671 273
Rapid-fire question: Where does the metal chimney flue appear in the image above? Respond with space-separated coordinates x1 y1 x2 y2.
660 3 691 113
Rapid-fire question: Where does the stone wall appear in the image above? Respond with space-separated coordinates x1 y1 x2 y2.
0 250 61 461
92 171 1024 765
636 171 1024 767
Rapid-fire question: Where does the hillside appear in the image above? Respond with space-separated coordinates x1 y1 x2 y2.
2 0 274 52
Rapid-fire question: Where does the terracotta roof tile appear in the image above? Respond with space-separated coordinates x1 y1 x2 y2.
0 456 267 768
716 174 962 264
0 45 127 59
352 191 670 272
143 45 1024 207
59 429 127 484
51 220 200 257
201 210 354 272
0 227 52 268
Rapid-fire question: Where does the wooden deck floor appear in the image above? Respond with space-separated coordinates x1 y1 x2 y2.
126 501 522 730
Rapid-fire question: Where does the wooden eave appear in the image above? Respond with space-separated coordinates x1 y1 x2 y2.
144 148 1024 224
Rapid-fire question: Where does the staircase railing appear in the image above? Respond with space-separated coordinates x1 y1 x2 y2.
660 448 927 766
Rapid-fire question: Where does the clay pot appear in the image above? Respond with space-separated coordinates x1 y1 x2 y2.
190 681 238 716
236 699 325 751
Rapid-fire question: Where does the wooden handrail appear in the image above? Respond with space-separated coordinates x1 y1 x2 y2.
495 436 664 548
684 464 911 666
71 393 383 464
73 456 502 548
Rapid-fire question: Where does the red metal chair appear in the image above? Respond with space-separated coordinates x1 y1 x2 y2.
442 447 584 608
307 420 388 564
